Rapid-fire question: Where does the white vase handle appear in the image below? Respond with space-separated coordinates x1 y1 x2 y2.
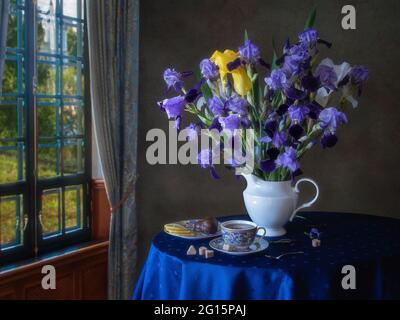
289 178 319 221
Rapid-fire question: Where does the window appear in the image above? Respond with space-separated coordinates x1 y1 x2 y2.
0 0 91 265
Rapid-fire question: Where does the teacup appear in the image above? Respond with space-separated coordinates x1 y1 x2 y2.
221 220 266 248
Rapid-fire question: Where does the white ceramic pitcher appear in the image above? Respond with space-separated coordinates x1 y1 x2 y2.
242 174 319 237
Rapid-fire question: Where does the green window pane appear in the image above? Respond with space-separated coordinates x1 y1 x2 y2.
38 105 59 138
63 104 83 137
63 24 82 57
0 194 23 249
6 14 18 49
37 62 57 95
0 142 25 184
65 185 83 230
63 63 83 96
7 2 25 50
0 104 18 138
41 188 61 236
62 138 84 175
38 138 61 179
2 59 18 94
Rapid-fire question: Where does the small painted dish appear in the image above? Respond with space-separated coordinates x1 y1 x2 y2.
209 236 269 256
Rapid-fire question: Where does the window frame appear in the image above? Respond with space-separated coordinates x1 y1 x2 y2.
0 0 92 266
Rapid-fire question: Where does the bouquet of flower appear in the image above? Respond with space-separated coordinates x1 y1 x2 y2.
157 12 368 181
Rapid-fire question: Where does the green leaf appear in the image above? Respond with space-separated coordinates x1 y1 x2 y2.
195 68 213 101
244 29 249 42
305 8 317 29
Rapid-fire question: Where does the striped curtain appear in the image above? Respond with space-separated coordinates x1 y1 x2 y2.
86 0 140 300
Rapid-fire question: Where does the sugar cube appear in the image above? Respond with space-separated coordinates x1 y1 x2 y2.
186 245 197 255
205 249 214 259
312 239 321 247
199 246 207 256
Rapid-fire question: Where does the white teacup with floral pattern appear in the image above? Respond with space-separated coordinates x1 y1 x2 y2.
221 220 267 249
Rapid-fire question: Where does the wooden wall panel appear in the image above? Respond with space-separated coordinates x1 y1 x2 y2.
24 272 76 300
0 241 108 300
82 262 108 300
92 179 111 240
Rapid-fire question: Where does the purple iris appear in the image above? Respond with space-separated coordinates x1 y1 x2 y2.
209 117 222 131
307 101 322 120
321 132 338 148
226 94 248 115
158 96 186 119
198 149 213 168
267 147 280 160
309 228 321 239
288 104 310 122
240 116 251 128
264 120 278 137
185 88 202 103
260 159 276 173
289 124 304 140
298 28 318 46
301 73 320 92
318 107 348 133
315 65 337 89
350 66 369 84
289 43 310 60
259 136 272 143
277 104 289 116
282 44 309 76
174 116 182 131
209 96 225 116
275 147 300 173
198 148 220 179
239 40 260 64
186 123 200 141
265 69 288 90
200 59 219 79
272 131 287 148
284 86 307 101
163 68 183 92
218 114 242 130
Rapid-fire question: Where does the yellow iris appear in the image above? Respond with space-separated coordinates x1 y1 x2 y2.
210 50 252 96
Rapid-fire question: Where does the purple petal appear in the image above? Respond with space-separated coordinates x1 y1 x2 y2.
289 124 304 140
260 159 276 173
284 86 307 100
321 133 338 148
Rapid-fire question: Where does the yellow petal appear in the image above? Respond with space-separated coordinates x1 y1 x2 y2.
210 49 251 96
232 67 252 96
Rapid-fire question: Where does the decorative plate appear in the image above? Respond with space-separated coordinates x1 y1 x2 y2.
209 236 269 256
164 220 221 240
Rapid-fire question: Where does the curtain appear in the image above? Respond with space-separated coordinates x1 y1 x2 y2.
0 0 10 90
86 0 139 300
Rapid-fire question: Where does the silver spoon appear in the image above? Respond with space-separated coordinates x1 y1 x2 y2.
268 239 295 244
265 251 304 260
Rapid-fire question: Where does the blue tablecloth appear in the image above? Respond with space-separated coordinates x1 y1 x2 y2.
132 212 400 300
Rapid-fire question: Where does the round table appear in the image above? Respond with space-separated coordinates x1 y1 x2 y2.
132 212 400 300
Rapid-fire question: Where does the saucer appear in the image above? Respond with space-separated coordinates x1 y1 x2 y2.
209 236 269 256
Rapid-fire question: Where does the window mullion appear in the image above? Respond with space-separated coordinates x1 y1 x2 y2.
25 0 38 257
